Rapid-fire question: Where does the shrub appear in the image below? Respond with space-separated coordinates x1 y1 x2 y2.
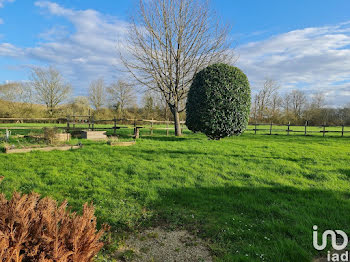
43 127 60 144
0 189 107 261
186 63 251 140
0 142 9 153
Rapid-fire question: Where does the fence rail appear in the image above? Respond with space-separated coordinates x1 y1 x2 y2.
0 116 187 137
247 122 350 137
0 118 349 137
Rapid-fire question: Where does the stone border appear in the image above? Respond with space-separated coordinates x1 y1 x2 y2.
3 145 82 154
107 141 136 147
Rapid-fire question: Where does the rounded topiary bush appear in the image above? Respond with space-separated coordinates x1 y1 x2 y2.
186 63 251 140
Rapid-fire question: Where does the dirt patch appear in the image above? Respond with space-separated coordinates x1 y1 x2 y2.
115 227 213 262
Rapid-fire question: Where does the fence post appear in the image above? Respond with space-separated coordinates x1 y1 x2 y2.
287 122 290 135
134 118 136 136
73 115 76 130
91 116 95 131
166 120 169 136
254 123 257 135
269 122 273 135
304 121 308 136
5 129 10 142
323 123 326 137
66 116 70 133
150 118 153 136
342 125 344 137
88 110 91 130
113 118 117 136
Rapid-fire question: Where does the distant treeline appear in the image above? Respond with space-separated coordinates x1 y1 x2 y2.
0 68 184 121
1 75 349 125
0 97 180 122
251 79 350 125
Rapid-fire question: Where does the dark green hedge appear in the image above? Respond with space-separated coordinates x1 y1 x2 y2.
186 63 251 140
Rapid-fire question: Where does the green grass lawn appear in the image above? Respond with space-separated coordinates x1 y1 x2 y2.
0 130 350 261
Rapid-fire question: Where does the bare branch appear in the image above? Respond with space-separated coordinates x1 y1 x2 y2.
30 66 71 116
119 0 232 135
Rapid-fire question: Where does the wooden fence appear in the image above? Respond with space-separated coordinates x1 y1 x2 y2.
247 122 350 137
65 116 187 136
0 117 187 136
0 118 349 137
0 118 66 124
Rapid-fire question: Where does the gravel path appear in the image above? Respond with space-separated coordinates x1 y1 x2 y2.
115 227 213 262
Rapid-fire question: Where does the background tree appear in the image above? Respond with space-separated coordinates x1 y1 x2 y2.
338 103 350 125
142 92 155 119
281 92 293 122
252 79 280 122
31 66 71 116
141 90 166 119
69 96 91 116
88 78 105 111
0 82 34 117
269 91 283 122
107 80 136 118
121 0 231 136
186 64 251 140
289 89 307 122
304 92 325 125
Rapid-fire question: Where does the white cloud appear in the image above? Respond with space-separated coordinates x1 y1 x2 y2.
30 1 131 94
0 0 14 8
0 18 3 24
0 1 130 95
0 43 24 57
1 1 350 105
236 21 350 106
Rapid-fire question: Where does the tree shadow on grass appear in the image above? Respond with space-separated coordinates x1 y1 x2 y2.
338 169 350 181
151 186 350 262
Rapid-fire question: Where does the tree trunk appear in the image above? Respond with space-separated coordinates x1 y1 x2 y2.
173 110 182 136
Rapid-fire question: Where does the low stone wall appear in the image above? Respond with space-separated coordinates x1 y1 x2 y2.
4 145 82 154
108 141 136 147
72 131 107 140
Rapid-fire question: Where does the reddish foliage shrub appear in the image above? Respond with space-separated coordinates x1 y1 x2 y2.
0 190 107 262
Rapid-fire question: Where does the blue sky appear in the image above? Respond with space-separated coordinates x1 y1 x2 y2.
1 0 350 106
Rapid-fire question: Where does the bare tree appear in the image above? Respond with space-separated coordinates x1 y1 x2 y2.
0 82 20 102
304 92 326 125
0 82 33 103
282 92 292 117
120 0 231 136
142 91 156 119
0 82 34 117
107 80 136 117
310 92 325 109
88 78 105 110
270 92 283 122
253 79 280 121
289 89 307 121
69 96 91 116
30 67 71 116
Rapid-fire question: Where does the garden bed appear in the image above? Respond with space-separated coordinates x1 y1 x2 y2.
107 140 136 147
3 144 82 154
